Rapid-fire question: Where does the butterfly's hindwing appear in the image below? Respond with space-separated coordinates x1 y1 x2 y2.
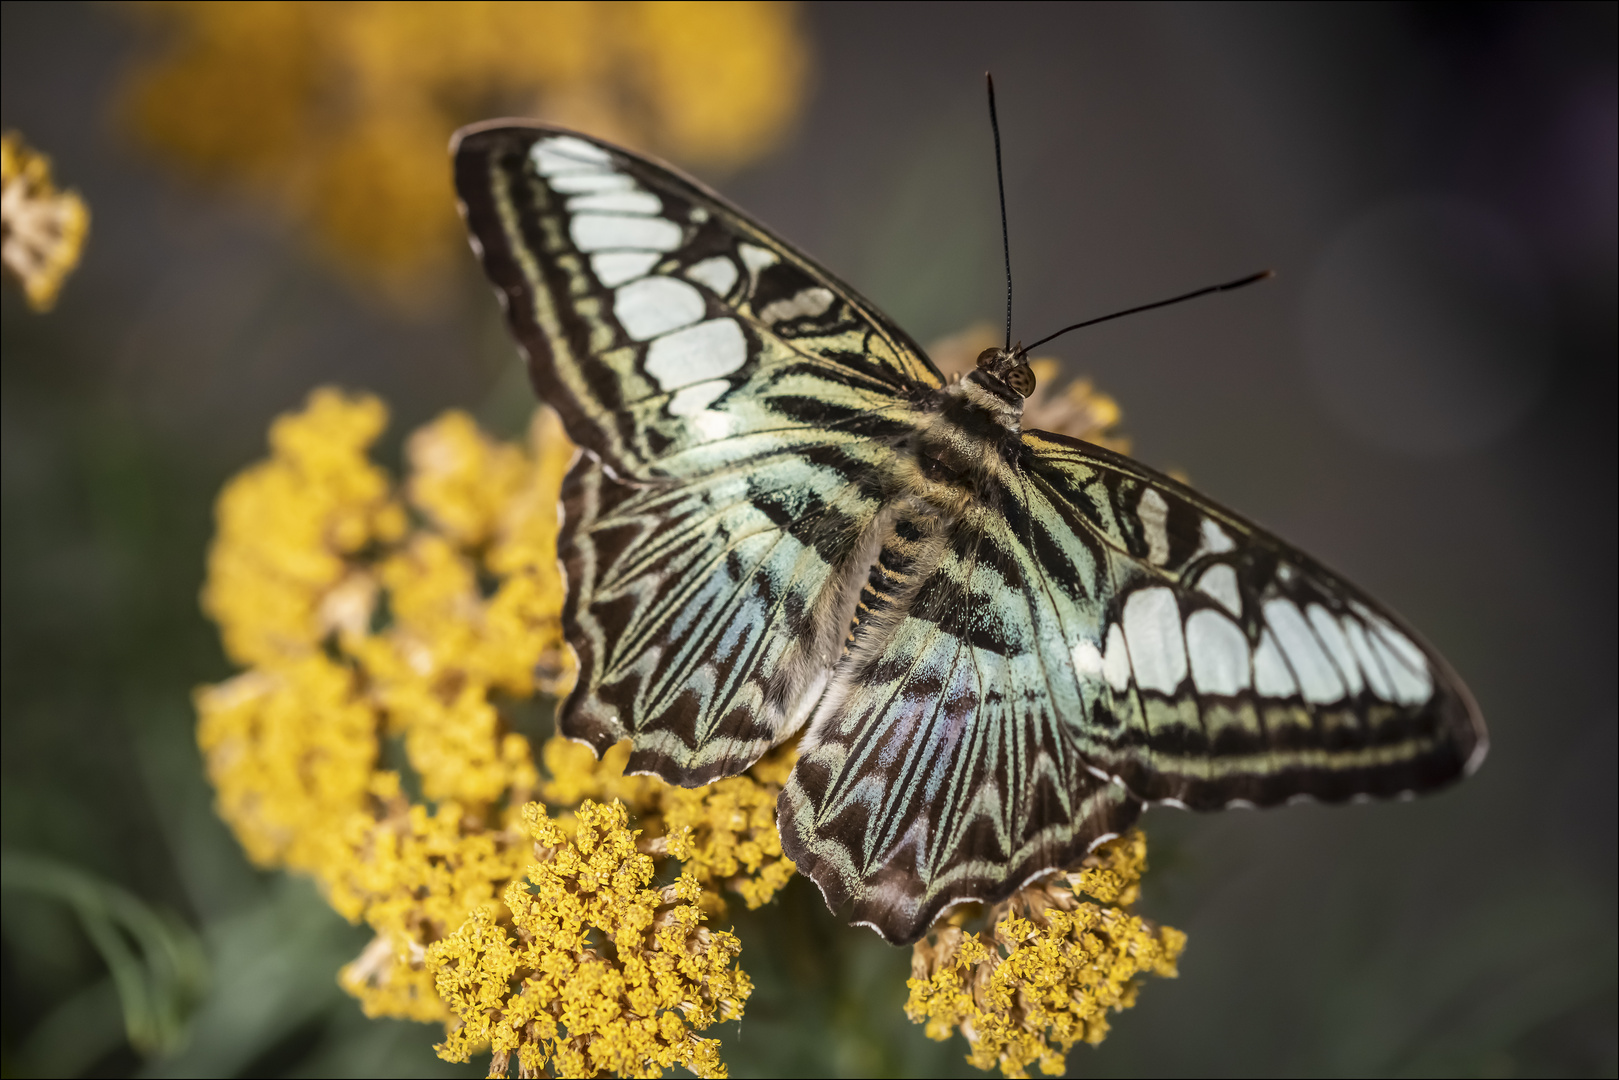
454 123 944 782
559 441 899 783
780 428 1485 943
781 503 1144 942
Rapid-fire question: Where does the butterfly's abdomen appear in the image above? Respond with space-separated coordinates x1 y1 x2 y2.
843 513 939 656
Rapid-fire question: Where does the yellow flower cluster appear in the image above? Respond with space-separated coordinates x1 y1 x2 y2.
658 745 798 913
1 131 90 311
540 736 800 917
430 800 749 1079
195 389 786 1074
335 780 535 1023
905 832 1186 1079
118 1 810 295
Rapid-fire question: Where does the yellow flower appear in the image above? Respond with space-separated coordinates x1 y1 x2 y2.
336 777 534 1024
428 800 749 1079
540 736 664 820
194 657 377 872
656 741 799 914
194 390 786 1076
1 130 90 311
195 390 571 1026
200 388 404 668
118 1 810 296
905 832 1185 1079
540 736 799 917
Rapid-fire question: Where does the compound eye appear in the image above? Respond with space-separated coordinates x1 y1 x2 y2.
975 347 1001 369
1005 362 1036 397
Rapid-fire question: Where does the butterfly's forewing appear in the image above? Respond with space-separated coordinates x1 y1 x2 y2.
452 123 944 782
1020 431 1486 808
453 123 943 479
782 429 1486 943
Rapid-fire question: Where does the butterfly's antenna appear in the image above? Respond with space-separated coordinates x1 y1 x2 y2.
986 72 1013 353
1019 270 1273 355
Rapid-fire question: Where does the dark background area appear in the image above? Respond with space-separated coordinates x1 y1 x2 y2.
3 2 1614 1077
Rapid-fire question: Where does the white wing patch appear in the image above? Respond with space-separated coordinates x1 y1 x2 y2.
685 256 739 297
668 379 729 417
571 214 683 253
1102 623 1132 692
1264 598 1345 704
1199 517 1237 555
1196 563 1242 616
1359 607 1434 705
1308 604 1364 695
1088 574 1437 709
1186 609 1251 695
644 318 747 391
530 135 612 175
739 242 778 276
1138 488 1171 565
548 171 635 194
614 276 705 341
565 190 662 215
1122 587 1187 694
1072 639 1103 678
1253 629 1298 697
760 286 835 326
1343 617 1396 701
591 251 660 287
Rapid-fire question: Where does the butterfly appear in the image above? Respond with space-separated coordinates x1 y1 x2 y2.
451 120 1487 945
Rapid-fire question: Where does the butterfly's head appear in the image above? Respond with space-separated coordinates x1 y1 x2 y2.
975 346 1037 398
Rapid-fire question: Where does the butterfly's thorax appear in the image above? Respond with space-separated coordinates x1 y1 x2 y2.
901 370 1025 515
836 370 1028 662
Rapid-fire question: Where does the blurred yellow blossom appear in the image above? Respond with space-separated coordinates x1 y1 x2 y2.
119 1 811 295
195 657 378 873
429 800 749 1079
905 831 1185 1079
200 388 405 667
656 744 799 915
1 130 90 311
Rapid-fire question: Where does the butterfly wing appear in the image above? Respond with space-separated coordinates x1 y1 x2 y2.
779 499 1146 942
453 123 942 783
1018 430 1486 808
781 429 1486 943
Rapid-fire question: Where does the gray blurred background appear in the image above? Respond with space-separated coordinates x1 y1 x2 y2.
3 2 1614 1077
